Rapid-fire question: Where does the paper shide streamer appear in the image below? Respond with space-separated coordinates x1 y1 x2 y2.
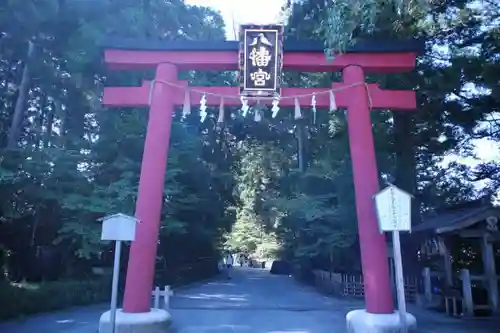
217 97 224 123
311 93 317 124
240 96 250 117
200 93 207 123
271 98 280 118
182 90 191 118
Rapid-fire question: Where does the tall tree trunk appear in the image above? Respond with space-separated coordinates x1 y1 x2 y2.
393 111 420 275
34 97 48 152
30 207 41 247
43 102 56 148
296 123 307 173
7 41 34 149
393 112 419 223
55 100 66 148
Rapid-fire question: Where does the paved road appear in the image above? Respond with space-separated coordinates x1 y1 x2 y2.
1 267 497 333
168 268 498 333
169 267 354 332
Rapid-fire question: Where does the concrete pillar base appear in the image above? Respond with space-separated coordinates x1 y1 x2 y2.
99 309 172 333
346 309 417 333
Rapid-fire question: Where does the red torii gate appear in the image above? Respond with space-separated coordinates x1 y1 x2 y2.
102 37 421 324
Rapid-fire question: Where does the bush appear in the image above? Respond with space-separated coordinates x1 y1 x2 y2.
154 257 219 287
0 279 111 320
0 258 219 321
270 260 292 275
293 264 315 285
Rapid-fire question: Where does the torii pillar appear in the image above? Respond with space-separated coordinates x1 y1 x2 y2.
98 63 178 332
343 64 417 332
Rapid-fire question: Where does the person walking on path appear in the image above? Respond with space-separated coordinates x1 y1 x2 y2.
224 251 234 279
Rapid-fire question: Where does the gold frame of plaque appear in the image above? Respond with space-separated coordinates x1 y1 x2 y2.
238 24 284 98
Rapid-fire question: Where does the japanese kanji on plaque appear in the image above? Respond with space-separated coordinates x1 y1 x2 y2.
239 24 283 97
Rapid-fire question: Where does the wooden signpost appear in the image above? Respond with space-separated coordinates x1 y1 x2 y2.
374 184 413 333
99 213 139 333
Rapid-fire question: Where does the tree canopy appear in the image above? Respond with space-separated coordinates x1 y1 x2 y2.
1 0 498 284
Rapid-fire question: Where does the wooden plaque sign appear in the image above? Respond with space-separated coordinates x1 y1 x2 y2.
238 24 283 98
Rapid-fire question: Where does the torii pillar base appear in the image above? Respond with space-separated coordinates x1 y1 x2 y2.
346 310 417 333
99 309 172 333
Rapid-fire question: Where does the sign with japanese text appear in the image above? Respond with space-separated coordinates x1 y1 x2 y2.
239 24 283 98
374 184 412 232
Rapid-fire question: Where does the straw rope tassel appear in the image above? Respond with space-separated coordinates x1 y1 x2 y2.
294 97 302 119
329 90 337 111
182 89 191 117
217 97 225 123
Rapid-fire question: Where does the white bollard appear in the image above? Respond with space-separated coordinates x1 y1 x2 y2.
163 286 173 309
152 286 160 309
152 285 173 310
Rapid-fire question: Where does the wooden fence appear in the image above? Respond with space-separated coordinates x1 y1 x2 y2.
421 267 499 316
312 270 419 303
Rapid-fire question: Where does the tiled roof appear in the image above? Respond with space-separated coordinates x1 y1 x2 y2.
413 206 493 232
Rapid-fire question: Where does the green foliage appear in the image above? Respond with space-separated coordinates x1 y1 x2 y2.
0 0 232 286
154 257 220 287
287 0 429 56
225 110 358 264
1 0 498 311
282 0 500 271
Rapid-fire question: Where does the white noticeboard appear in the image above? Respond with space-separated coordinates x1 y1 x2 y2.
100 213 139 241
374 184 412 233
374 184 413 333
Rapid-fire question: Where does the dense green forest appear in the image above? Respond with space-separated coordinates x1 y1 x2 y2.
0 0 499 318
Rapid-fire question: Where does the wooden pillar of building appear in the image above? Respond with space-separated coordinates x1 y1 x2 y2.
481 234 498 312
